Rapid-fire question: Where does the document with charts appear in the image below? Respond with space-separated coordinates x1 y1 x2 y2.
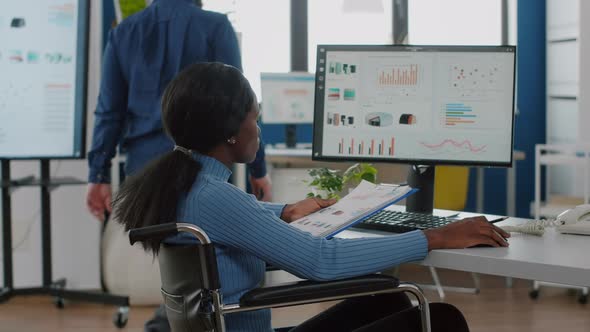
291 180 417 238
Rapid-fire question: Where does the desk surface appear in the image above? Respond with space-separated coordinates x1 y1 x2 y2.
339 205 590 288
266 147 313 157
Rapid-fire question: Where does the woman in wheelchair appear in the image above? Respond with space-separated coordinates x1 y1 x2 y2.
113 62 509 332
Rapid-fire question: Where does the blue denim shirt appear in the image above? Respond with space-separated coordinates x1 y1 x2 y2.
88 0 266 182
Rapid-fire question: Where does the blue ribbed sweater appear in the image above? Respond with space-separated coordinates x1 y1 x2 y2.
171 153 428 331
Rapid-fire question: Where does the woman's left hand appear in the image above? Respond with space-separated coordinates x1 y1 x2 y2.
281 197 337 223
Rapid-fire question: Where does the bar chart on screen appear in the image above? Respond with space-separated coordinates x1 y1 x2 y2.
48 3 76 28
439 101 508 130
370 64 421 97
335 137 396 156
377 64 419 87
442 103 478 128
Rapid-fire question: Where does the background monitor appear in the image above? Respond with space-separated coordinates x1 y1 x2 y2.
260 72 315 148
312 45 516 167
260 72 315 124
0 0 89 159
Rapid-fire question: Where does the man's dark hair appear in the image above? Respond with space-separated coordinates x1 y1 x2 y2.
113 63 254 253
194 0 203 8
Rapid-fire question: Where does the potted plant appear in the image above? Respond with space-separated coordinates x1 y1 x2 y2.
306 163 378 199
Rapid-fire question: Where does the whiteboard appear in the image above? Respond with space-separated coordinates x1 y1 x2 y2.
0 0 89 159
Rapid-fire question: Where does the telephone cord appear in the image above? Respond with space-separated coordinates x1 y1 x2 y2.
499 218 565 236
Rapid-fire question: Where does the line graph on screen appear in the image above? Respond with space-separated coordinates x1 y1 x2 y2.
419 139 487 156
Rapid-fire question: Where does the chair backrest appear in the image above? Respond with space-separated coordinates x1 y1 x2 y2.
159 244 214 332
128 223 221 332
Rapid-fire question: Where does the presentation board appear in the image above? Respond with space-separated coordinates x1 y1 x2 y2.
0 0 89 159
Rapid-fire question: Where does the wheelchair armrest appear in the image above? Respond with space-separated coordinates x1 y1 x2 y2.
239 274 400 307
265 263 281 272
129 223 179 245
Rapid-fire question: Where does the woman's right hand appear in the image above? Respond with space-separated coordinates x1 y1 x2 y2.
423 216 510 250
281 197 338 223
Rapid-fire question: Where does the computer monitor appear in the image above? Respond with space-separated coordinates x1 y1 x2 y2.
312 45 516 212
260 72 315 148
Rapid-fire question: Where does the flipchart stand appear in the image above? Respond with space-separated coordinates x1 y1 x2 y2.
0 159 130 328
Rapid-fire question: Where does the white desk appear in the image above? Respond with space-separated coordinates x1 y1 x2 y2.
339 205 590 288
266 147 313 158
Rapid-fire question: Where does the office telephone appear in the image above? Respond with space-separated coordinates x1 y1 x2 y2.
555 204 590 235
500 204 590 236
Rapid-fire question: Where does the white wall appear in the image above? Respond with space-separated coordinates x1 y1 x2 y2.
579 1 590 143
0 0 103 290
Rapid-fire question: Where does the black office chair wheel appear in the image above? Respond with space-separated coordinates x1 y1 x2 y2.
578 294 588 304
113 306 129 328
529 290 539 300
54 297 65 309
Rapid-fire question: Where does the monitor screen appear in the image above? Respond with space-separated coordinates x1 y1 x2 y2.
260 72 315 124
0 0 89 159
312 45 516 167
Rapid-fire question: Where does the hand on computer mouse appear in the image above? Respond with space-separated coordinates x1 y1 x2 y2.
468 243 494 248
423 216 510 250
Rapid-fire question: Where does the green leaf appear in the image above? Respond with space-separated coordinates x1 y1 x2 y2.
342 163 378 186
305 167 344 198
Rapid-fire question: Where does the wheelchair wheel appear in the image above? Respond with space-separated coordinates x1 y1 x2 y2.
113 306 129 328
54 297 65 309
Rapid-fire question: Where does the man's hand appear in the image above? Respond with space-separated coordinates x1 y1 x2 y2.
250 174 273 202
423 216 511 250
281 197 338 223
86 183 112 221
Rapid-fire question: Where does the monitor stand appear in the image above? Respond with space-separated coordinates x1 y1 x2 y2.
406 165 435 214
285 124 297 148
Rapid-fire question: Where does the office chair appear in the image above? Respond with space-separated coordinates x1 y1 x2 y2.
129 222 432 332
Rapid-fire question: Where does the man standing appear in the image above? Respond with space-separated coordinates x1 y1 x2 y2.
87 0 272 220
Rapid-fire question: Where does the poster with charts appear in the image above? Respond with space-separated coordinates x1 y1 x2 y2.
0 0 87 158
291 181 416 238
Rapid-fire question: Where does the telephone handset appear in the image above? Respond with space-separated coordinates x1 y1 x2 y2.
499 204 590 236
555 204 590 235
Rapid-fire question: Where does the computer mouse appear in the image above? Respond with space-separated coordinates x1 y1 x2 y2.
468 243 494 248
